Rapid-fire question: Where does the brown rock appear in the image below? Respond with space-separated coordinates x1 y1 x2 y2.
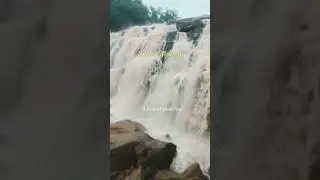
110 120 146 135
110 120 149 172
124 167 142 180
110 131 151 171
185 178 202 180
110 120 151 171
112 167 136 180
110 120 177 179
124 167 182 180
136 139 177 169
155 170 182 180
181 163 208 180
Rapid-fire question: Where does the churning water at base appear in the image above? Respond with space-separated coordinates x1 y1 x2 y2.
110 21 210 174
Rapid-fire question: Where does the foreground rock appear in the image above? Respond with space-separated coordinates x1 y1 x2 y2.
110 120 208 180
181 163 208 180
122 163 208 180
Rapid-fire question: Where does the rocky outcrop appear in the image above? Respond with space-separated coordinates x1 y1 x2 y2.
181 163 209 180
145 30 178 87
110 120 208 180
176 18 204 32
175 15 209 46
122 163 208 180
172 15 210 29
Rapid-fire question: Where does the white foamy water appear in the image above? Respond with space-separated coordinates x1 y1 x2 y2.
110 22 210 174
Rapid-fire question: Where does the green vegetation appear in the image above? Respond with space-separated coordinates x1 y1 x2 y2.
110 0 179 31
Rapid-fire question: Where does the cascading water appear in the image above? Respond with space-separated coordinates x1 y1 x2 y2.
110 21 210 174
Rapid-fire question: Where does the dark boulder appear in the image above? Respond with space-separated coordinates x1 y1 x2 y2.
176 18 205 33
136 139 177 170
175 15 209 32
163 31 178 53
110 131 151 171
176 18 206 45
110 120 177 179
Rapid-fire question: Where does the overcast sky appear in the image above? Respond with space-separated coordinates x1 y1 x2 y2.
142 0 210 18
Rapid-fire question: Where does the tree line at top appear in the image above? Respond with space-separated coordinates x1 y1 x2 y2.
110 0 179 32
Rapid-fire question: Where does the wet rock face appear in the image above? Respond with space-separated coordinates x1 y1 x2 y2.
163 31 177 54
136 140 177 170
110 120 177 179
110 120 208 180
176 18 204 32
176 18 205 45
175 15 209 32
144 30 179 93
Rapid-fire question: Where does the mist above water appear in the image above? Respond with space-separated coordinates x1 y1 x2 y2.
110 22 210 173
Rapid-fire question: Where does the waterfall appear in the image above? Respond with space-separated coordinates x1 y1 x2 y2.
110 21 210 173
